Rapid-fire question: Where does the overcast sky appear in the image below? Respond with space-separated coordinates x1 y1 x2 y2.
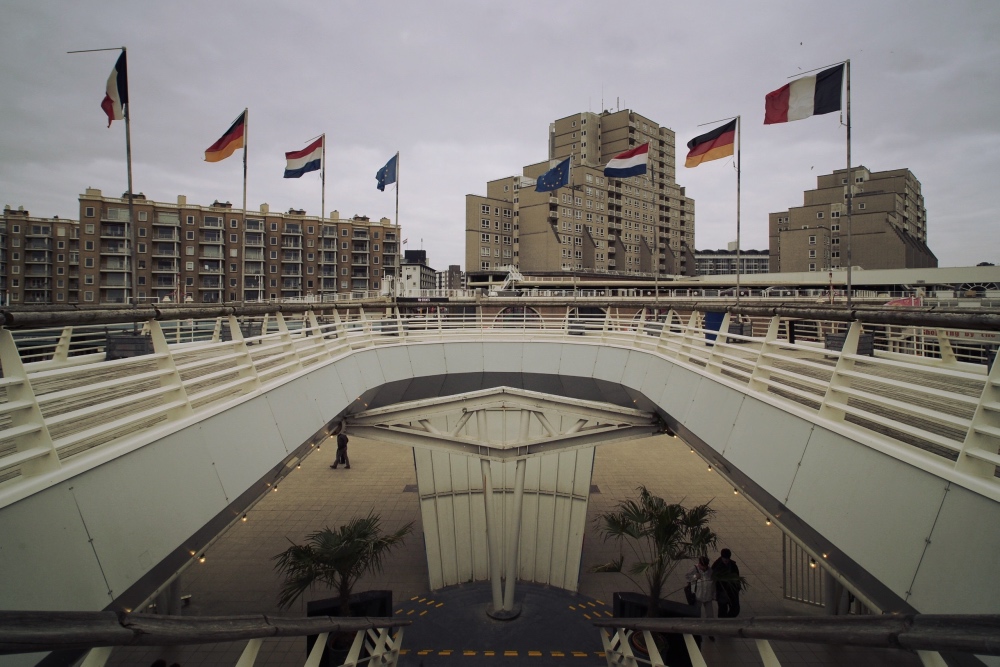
1 0 998 270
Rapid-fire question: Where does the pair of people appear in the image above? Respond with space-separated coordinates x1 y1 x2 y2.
686 548 741 620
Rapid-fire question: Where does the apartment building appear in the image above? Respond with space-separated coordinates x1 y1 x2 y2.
0 206 80 305
400 250 437 291
436 265 464 290
0 191 400 305
768 167 936 273
694 248 770 276
466 109 696 279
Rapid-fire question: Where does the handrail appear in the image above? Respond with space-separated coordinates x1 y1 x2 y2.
0 610 409 653
2 300 999 331
592 614 1000 659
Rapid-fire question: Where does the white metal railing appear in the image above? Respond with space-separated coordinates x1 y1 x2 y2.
0 309 997 508
0 611 407 667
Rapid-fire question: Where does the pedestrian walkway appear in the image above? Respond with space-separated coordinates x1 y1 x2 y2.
109 434 922 667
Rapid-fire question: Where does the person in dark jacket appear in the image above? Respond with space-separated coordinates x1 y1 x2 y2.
712 548 741 618
330 430 350 469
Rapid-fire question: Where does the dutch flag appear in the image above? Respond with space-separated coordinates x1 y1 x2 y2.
603 143 649 178
284 137 324 178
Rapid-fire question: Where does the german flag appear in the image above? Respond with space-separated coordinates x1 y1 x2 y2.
204 111 246 162
685 119 736 168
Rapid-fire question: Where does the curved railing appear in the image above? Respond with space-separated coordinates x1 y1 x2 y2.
0 307 998 511
594 614 1000 667
0 610 408 667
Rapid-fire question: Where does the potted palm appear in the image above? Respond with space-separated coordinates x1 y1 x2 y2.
592 486 723 666
273 511 413 615
273 511 413 663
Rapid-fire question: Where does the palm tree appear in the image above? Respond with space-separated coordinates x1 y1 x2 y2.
593 486 718 617
273 511 414 615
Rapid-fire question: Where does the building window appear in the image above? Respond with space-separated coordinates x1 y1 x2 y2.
85 207 95 218
187 215 195 224
186 262 194 271
85 223 95 234
808 263 817 272
138 243 146 253
85 240 94 250
816 212 824 219
85 257 94 268
138 211 147 221
84 275 94 284
831 224 840 231
186 231 194 240
85 291 94 302
271 223 278 231
858 203 866 210
230 234 238 243
808 235 816 245
809 249 816 258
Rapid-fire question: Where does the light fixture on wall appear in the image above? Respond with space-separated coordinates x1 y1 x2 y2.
765 517 771 526
198 554 207 563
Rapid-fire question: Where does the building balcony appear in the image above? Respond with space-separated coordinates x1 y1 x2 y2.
100 246 129 256
283 225 302 235
199 279 223 289
320 269 339 277
281 279 302 290
322 240 339 249
201 219 223 229
353 231 369 239
152 231 179 241
101 227 127 239
199 248 225 259
322 227 338 238
282 251 302 262
101 260 128 271
281 267 303 277
100 279 131 288
152 246 179 258
154 278 177 288
25 240 52 250
244 236 265 247
25 253 52 264
23 267 51 277
245 220 264 231
244 249 264 261
152 262 178 273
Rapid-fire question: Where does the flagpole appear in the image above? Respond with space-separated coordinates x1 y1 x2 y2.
394 151 400 297
844 60 853 309
321 134 326 222
735 115 742 307
118 47 137 307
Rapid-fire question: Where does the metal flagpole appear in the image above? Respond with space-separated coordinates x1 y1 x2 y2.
736 115 742 307
394 151 400 296
321 134 326 221
68 45 134 305
240 107 249 305
120 47 137 307
844 60 853 309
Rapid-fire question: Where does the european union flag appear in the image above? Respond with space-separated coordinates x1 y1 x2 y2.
376 154 398 191
535 157 570 193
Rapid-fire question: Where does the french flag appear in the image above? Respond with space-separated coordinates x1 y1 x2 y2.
765 64 844 124
284 137 324 178
604 143 649 178
101 52 128 128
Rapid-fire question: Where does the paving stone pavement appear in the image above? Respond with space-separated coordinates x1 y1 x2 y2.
108 434 922 667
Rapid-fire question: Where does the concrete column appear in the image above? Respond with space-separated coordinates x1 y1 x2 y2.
501 458 527 611
480 458 503 612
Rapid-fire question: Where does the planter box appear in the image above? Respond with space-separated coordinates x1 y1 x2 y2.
105 334 154 360
219 321 263 342
824 332 874 357
305 590 392 667
613 591 699 667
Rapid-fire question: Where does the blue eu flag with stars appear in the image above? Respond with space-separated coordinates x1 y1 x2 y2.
376 154 398 191
535 157 570 193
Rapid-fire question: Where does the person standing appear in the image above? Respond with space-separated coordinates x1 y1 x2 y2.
330 429 350 469
686 555 715 622
712 548 741 618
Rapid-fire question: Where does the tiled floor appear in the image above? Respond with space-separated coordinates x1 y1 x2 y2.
109 434 922 666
